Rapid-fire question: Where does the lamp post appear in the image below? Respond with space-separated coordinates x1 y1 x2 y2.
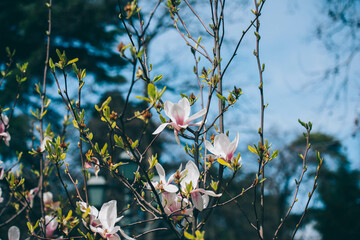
87 175 106 208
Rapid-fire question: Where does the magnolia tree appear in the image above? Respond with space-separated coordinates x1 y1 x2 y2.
0 0 323 239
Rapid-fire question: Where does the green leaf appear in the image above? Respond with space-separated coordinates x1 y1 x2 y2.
67 58 79 66
131 140 139 149
147 83 156 99
216 93 227 101
248 145 258 155
271 150 279 160
100 97 112 110
184 231 195 240
217 158 231 168
153 75 163 82
135 96 150 102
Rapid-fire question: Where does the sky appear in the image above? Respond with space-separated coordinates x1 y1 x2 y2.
139 0 360 170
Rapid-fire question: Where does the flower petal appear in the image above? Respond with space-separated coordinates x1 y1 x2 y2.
163 184 178 193
178 98 191 119
153 123 170 135
163 101 173 118
191 192 204 211
186 108 206 125
205 140 217 156
98 200 117 230
155 163 166 183
119 227 135 240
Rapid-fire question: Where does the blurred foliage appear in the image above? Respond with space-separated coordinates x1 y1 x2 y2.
0 0 129 161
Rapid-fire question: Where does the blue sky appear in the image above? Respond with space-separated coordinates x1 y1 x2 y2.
141 0 360 169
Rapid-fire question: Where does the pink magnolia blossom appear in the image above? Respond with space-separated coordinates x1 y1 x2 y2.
0 113 11 146
162 192 193 217
84 157 100 177
205 133 239 162
0 160 4 180
43 191 60 211
148 163 178 193
27 187 39 207
179 161 221 211
153 98 206 144
79 200 134 240
44 215 58 238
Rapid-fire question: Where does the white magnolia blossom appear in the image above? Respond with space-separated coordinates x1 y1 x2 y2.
153 98 206 144
79 200 134 240
0 113 11 146
40 136 52 152
27 187 39 208
148 163 178 193
180 161 222 211
205 133 239 162
0 187 4 203
8 226 20 240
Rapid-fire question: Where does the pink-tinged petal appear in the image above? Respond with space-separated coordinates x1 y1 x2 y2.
188 119 205 126
8 226 20 240
163 101 174 118
99 200 117 230
108 233 121 240
153 123 170 135
163 184 178 193
1 114 9 125
155 163 166 183
45 215 58 238
95 165 100 177
174 129 181 145
178 98 191 119
119 227 135 240
169 103 185 125
195 188 222 197
215 134 231 153
229 132 240 155
191 192 204 211
43 192 53 205
205 140 217 156
185 108 206 125
202 194 209 209
84 162 93 169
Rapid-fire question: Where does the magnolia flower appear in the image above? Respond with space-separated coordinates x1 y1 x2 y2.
153 98 206 144
85 157 100 178
0 166 4 180
8 226 20 240
179 161 221 211
44 215 58 238
27 187 39 207
162 192 193 217
205 133 239 163
148 163 178 193
43 191 60 211
0 187 4 203
79 200 134 240
40 136 52 152
0 113 11 146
